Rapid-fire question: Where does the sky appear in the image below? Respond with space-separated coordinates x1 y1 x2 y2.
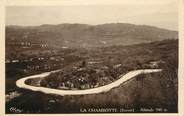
6 0 178 30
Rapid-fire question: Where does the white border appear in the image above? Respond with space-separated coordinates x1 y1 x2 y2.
0 0 183 115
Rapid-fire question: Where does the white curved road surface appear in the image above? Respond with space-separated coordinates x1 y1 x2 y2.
16 69 162 96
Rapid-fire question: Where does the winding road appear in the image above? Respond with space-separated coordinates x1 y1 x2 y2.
16 69 162 96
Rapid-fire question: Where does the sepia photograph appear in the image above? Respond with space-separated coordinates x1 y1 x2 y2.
4 0 180 114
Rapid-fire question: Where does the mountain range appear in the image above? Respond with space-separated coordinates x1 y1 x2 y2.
6 23 178 48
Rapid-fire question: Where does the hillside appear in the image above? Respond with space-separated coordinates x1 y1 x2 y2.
6 23 178 48
6 39 178 113
30 39 178 90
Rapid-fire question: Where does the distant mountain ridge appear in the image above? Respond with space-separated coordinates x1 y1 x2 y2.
6 23 178 48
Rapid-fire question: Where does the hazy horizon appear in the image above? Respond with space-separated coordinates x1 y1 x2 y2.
6 23 178 32
6 0 178 31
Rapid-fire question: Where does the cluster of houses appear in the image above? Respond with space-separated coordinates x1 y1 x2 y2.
6 55 66 75
26 64 62 71
7 41 48 48
6 56 64 64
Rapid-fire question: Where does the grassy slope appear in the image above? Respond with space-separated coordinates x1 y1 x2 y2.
51 70 177 113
